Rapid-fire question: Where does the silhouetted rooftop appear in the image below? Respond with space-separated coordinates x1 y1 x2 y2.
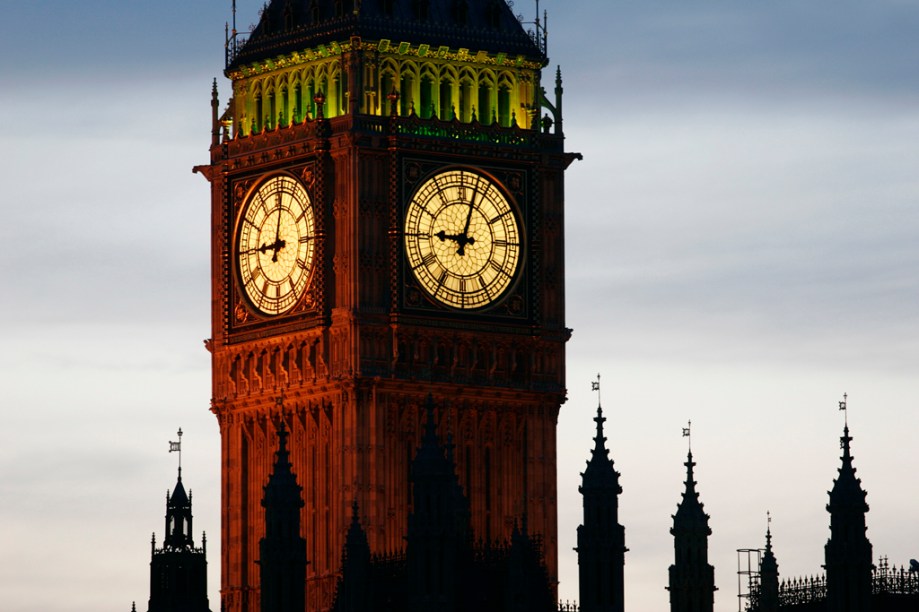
229 0 544 70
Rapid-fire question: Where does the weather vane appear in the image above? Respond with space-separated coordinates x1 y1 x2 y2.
682 420 692 452
591 373 601 407
169 428 183 473
838 392 848 427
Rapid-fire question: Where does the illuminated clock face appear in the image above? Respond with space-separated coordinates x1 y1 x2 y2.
237 174 316 316
404 169 521 309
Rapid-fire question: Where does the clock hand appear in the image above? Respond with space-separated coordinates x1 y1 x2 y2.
434 230 475 255
243 238 286 256
462 178 479 236
455 177 480 256
271 194 283 262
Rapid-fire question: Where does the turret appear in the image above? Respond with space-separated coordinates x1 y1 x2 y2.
824 402 873 612
330 501 372 612
667 430 715 612
576 380 626 612
757 519 779 612
258 422 307 612
405 395 472 612
505 518 555 612
147 429 211 612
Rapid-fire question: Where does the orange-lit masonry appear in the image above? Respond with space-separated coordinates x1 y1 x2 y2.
198 14 574 611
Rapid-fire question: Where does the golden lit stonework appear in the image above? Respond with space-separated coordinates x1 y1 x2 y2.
404 169 520 309
237 174 315 315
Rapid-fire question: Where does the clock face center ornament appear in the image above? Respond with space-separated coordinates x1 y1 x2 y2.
404 169 521 310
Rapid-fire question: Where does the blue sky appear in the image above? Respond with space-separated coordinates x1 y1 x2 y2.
1 2 917 611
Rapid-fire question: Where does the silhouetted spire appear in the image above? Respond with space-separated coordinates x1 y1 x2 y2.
757 517 779 612
673 452 708 528
332 501 372 612
582 404 622 492
668 449 715 612
506 519 555 612
148 430 210 612
406 395 471 612
164 470 193 549
828 425 869 514
577 384 626 612
259 422 307 612
824 419 872 612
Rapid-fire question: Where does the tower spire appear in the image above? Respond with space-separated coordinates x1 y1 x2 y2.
148 431 210 612
757 512 779 612
258 421 307 612
164 429 191 548
668 426 715 612
577 375 625 612
825 397 872 612
406 395 471 612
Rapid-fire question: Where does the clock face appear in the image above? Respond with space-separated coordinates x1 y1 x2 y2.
404 169 521 309
236 174 316 316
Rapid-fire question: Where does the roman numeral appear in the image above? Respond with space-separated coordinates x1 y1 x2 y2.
489 260 509 276
489 210 511 224
414 252 437 270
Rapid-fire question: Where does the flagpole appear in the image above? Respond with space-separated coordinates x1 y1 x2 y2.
169 428 183 476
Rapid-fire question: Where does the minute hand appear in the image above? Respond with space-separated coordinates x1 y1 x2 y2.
456 180 480 256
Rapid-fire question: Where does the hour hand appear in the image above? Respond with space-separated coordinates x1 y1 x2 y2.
435 230 475 256
247 238 286 258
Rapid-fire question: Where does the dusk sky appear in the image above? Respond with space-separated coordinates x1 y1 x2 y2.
2 2 917 611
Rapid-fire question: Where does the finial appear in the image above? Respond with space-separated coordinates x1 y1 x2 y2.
837 393 854 460
766 510 772 548
682 420 692 453
387 88 399 116
313 90 326 119
591 373 601 408
169 428 183 478
277 419 289 452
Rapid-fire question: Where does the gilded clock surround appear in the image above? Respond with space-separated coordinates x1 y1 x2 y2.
236 173 317 316
404 167 522 310
400 160 531 320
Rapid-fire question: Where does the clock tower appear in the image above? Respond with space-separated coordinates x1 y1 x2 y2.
195 2 578 610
